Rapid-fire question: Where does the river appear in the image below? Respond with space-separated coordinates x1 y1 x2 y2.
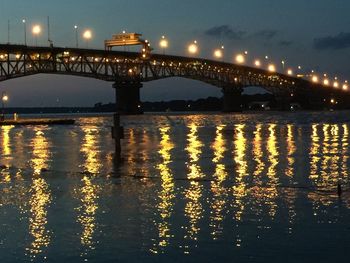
1 111 350 262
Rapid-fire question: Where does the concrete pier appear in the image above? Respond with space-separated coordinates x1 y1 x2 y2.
113 79 143 115
222 87 243 112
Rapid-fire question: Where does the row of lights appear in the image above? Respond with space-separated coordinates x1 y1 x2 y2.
163 38 347 90
3 21 349 90
19 20 93 47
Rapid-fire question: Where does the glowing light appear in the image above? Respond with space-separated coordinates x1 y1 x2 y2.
2 95 8 102
312 76 319 83
268 64 276 72
298 65 302 70
334 81 339 88
254 60 261 67
343 84 348 90
214 49 223 59
159 36 168 49
188 41 198 54
323 79 330 86
244 50 248 55
235 54 245 64
32 25 41 35
83 30 92 40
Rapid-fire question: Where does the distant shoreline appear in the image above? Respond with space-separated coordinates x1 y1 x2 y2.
3 94 276 114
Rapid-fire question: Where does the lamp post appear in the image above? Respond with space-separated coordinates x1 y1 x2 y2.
1 92 8 121
74 25 79 48
22 19 27 45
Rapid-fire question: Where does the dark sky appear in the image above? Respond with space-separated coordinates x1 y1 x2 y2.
0 0 350 106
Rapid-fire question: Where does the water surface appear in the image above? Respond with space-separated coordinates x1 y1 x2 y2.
1 111 350 262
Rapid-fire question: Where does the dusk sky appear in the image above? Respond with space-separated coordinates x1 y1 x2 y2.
0 0 350 107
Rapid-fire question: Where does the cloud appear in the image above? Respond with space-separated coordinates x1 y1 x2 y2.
254 30 279 40
204 25 246 40
314 32 350 50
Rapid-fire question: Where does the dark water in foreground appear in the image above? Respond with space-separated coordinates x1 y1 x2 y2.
1 111 350 262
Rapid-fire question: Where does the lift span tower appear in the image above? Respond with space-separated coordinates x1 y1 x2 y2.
104 32 152 58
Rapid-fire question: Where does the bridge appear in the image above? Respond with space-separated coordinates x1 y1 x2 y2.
0 43 349 113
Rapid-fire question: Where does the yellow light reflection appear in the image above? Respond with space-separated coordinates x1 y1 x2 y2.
210 125 228 240
1 126 13 157
80 128 101 174
249 124 265 218
140 129 151 177
285 125 296 179
77 127 101 252
266 124 279 218
308 124 341 208
284 125 297 231
184 123 204 245
155 126 175 251
310 124 321 181
27 128 52 257
232 124 248 222
341 124 349 182
252 124 264 178
77 176 100 249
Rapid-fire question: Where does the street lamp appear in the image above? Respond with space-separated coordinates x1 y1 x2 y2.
1 92 8 121
74 25 79 48
22 19 27 45
159 35 168 55
32 24 41 46
83 29 92 48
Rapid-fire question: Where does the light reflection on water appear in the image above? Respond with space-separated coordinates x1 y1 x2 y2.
1 113 350 262
183 123 204 250
27 127 52 258
76 126 101 254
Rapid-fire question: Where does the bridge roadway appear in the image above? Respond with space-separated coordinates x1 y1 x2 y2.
0 44 349 113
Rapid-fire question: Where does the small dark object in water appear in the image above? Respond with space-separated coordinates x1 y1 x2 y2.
337 183 342 197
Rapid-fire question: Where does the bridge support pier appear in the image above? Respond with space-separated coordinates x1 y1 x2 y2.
222 87 243 112
113 79 143 115
274 93 292 111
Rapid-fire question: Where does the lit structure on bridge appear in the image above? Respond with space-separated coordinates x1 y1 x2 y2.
104 32 152 59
